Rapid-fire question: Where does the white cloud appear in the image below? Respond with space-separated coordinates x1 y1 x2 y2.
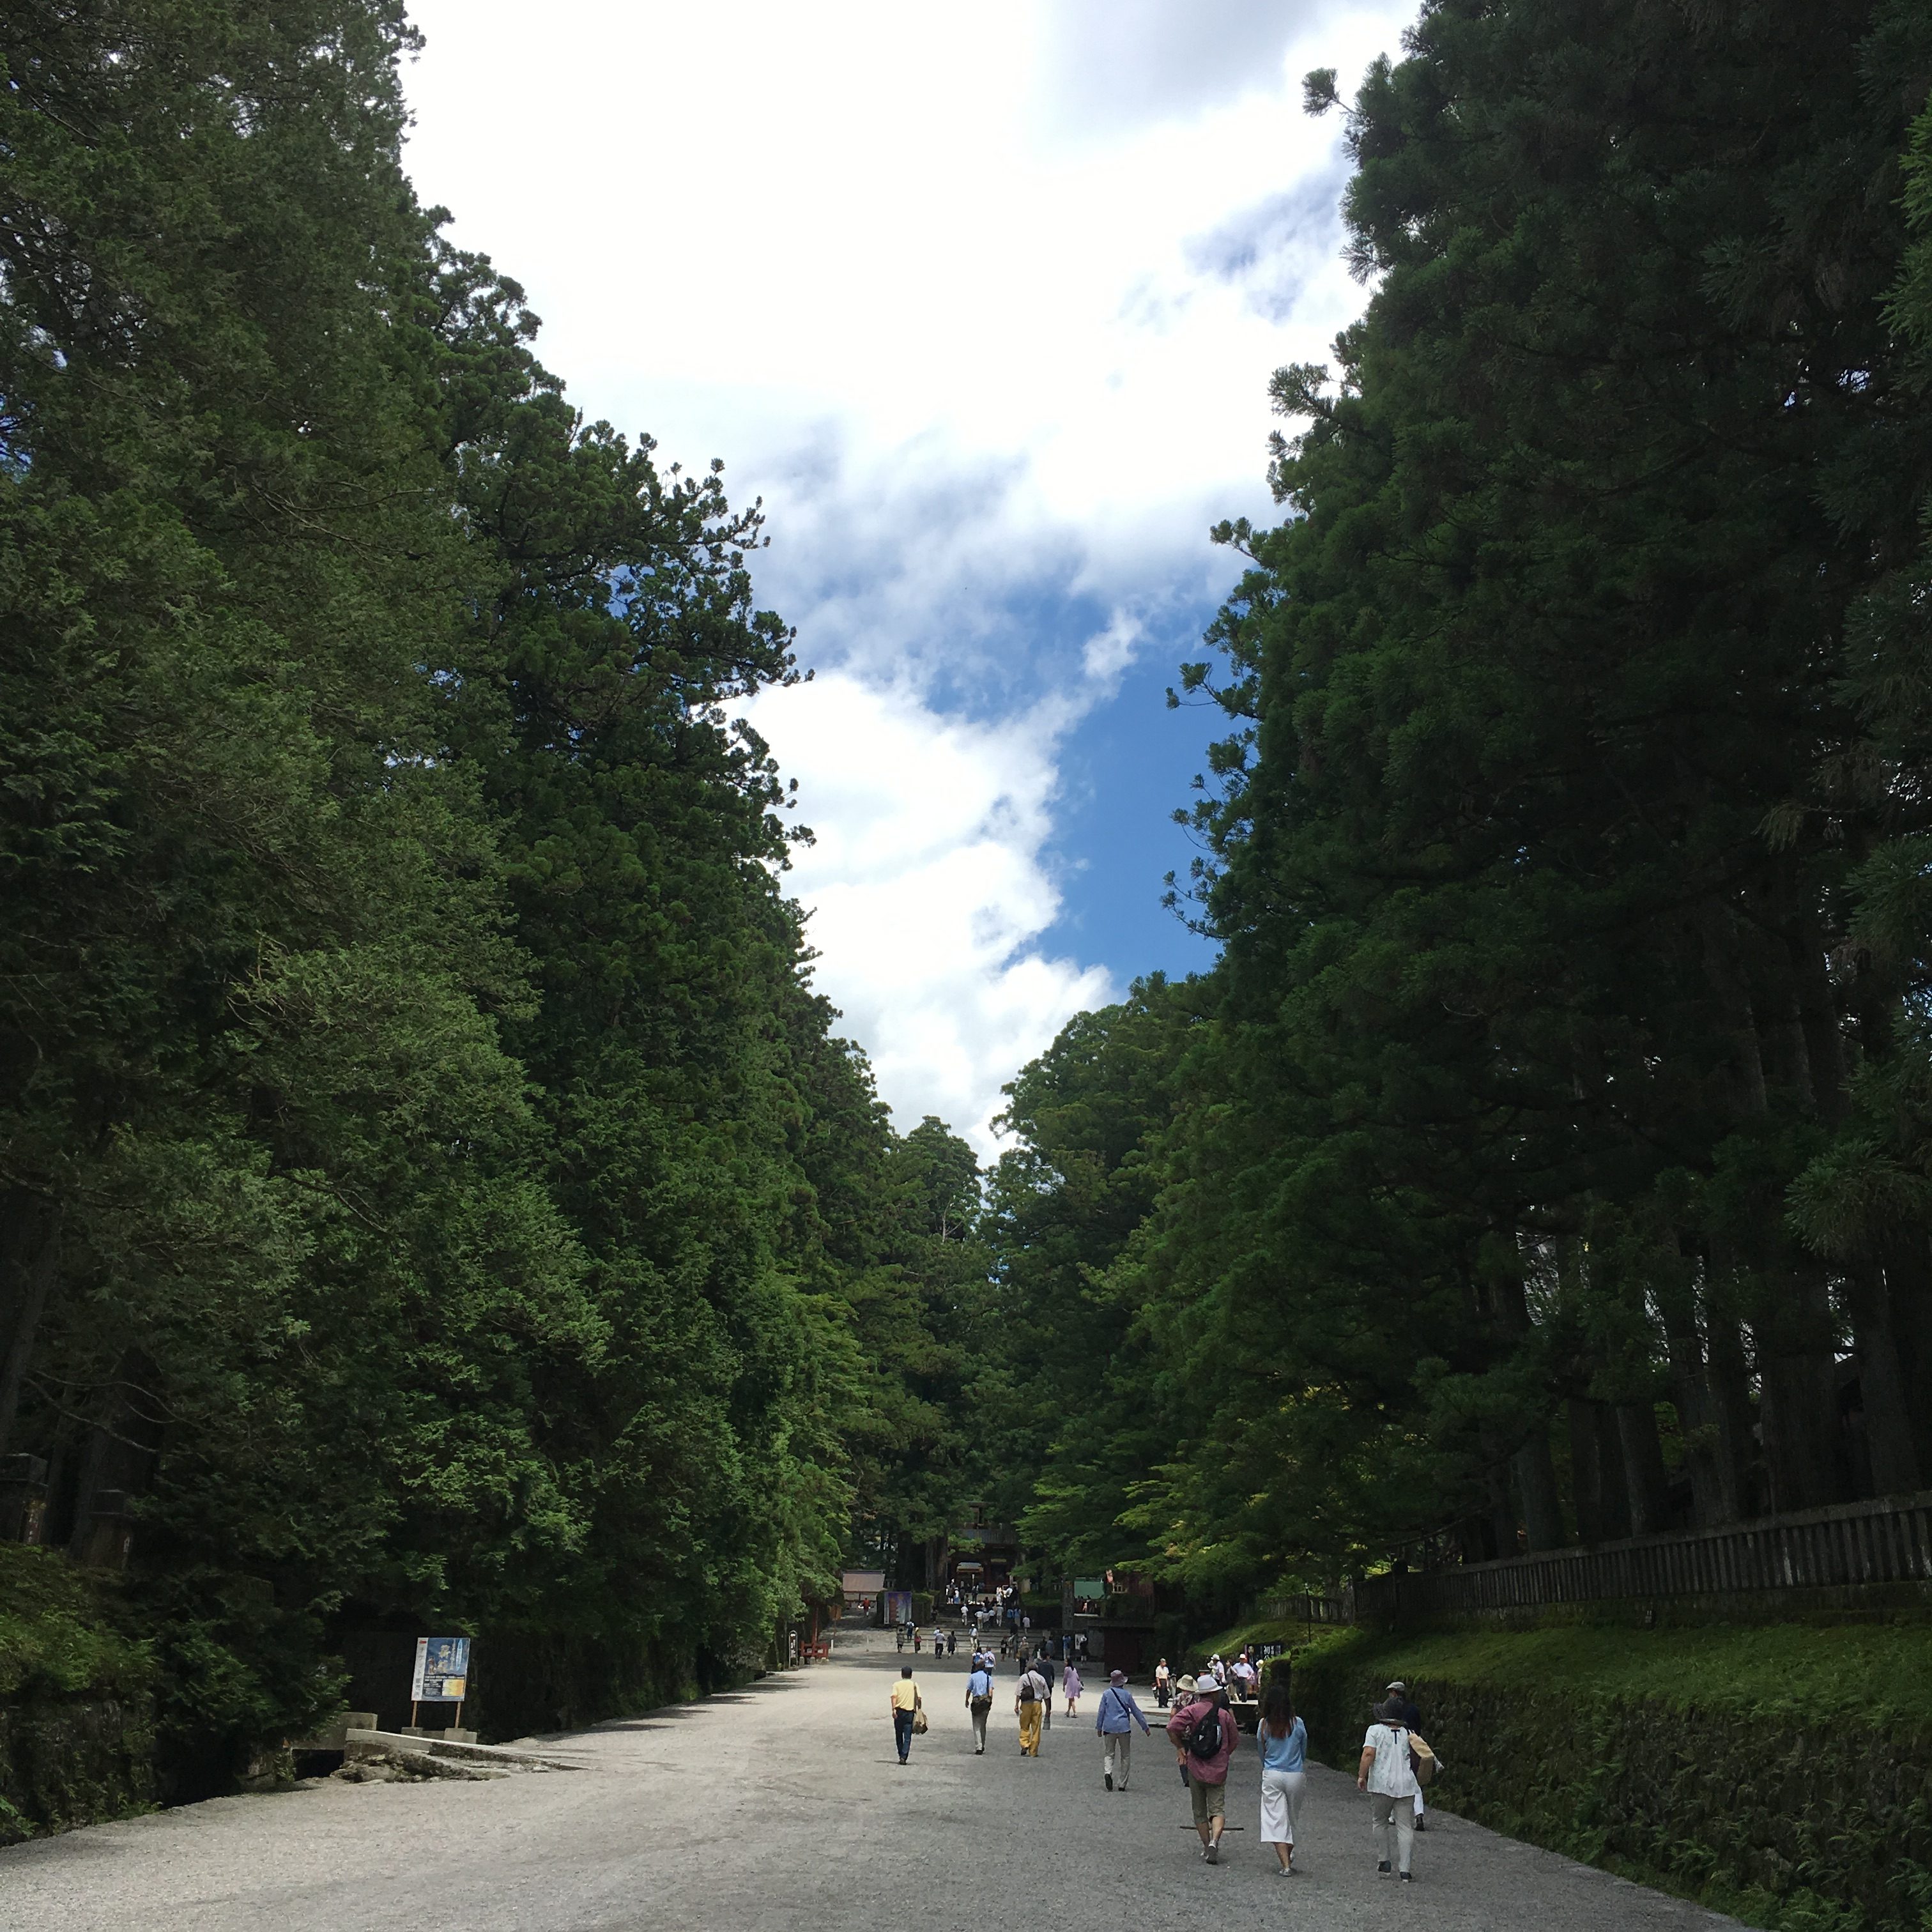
400 0 1420 1147
746 673 1113 1151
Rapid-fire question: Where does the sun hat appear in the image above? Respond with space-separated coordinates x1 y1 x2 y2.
1177 1673 1197 1694
1386 1679 1406 1692
1109 1668 1126 1683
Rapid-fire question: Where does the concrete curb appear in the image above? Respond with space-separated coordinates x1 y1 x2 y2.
343 1729 586 1774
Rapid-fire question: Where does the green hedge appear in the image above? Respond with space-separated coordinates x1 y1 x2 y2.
1287 1623 1932 1932
0 1547 156 1842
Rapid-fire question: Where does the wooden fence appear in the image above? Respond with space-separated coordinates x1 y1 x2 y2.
1262 1591 1355 1626
1353 1489 1932 1625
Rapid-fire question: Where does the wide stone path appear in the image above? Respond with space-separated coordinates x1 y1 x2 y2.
2 1632 1746 1931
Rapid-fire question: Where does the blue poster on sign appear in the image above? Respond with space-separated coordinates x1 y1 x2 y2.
411 1636 470 1703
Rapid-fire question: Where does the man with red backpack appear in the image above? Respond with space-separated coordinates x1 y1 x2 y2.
1166 1670 1239 1862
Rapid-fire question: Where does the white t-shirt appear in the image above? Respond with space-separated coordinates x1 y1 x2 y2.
1363 1722 1418 1798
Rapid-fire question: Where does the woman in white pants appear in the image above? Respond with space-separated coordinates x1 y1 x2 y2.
1257 1682 1308 1875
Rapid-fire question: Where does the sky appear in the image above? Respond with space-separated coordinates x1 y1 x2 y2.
399 0 1420 1151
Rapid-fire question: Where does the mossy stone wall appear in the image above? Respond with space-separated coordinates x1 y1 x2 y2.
1292 1641 1932 1932
0 1545 156 1842
0 1694 155 1844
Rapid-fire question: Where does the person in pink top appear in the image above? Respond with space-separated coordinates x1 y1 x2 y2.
1167 1674 1239 1862
1062 1660 1083 1715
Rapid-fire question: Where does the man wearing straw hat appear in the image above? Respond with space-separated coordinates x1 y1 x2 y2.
1094 1667 1151 1791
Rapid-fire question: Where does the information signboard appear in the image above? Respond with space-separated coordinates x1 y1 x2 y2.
411 1636 470 1704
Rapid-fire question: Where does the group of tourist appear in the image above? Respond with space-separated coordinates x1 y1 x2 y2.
889 1639 1434 1882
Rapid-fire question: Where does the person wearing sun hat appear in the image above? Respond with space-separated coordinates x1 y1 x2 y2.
1168 1667 1239 1863
1171 1676 1198 1789
1359 1683 1420 1879
1095 1667 1151 1790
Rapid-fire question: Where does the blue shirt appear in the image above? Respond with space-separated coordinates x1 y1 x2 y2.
1094 1683 1149 1735
1259 1715 1307 1773
967 1668 993 1699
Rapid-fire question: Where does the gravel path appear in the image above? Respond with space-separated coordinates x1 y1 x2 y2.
1 1632 1747 1931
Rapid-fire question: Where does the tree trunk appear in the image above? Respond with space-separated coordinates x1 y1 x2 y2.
1483 1464 1518 1561
0 1198 60 1455
1615 1402 1673 1537
1754 1267 1848 1512
1514 1426 1567 1551
1881 1238 1932 1480
1843 1262 1921 1496
1659 1258 1738 1528
1703 1303 1760 1519
1790 916 1849 1124
65 1421 112 1560
1568 1397 1631 1542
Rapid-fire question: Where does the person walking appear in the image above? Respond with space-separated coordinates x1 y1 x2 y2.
1154 1657 1172 1708
1062 1659 1084 1718
1095 1668 1150 1790
1015 1657 1048 1757
1257 1682 1308 1875
947 1629 958 1658
890 1665 923 1765
965 1656 995 1754
1358 1692 1420 1880
1167 1671 1238 1862
1386 1680 1426 1830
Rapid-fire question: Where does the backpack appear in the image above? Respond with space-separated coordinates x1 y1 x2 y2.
1018 1673 1039 1703
1184 1704 1225 1761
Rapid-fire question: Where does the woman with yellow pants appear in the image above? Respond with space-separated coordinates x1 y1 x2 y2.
1015 1660 1048 1756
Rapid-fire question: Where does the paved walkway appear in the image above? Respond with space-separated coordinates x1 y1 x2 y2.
2 1632 1745 1931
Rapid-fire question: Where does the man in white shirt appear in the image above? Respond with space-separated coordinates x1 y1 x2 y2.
1357 1696 1419 1880
965 1659 995 1754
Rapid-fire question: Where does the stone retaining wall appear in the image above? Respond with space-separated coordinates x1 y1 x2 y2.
1292 1652 1932 1931
0 1693 154 1843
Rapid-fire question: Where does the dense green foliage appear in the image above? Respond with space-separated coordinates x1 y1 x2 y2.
985 0 1932 1606
0 0 975 1791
